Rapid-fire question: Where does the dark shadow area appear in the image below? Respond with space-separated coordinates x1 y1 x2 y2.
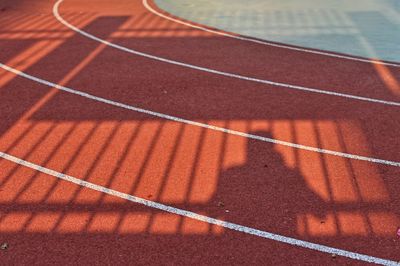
0 231 367 265
0 7 400 265
0 40 37 62
27 34 400 162
0 15 130 137
214 131 327 233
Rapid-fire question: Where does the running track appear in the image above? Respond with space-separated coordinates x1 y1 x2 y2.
0 0 399 265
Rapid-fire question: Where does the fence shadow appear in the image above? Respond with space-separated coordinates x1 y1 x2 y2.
0 6 399 264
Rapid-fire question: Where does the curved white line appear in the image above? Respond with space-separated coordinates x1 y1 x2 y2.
1 62 400 168
144 0 400 68
53 0 400 107
0 151 397 266
1 5 397 265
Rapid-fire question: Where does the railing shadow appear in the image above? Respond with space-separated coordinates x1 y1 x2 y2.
0 7 399 264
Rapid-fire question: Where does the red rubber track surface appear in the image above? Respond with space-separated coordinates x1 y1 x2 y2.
0 0 399 265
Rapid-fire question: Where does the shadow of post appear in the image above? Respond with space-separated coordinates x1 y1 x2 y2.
215 130 327 235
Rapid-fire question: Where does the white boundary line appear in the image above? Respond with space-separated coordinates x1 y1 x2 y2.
0 5 398 264
144 0 400 68
0 151 398 266
1 62 400 168
53 0 400 107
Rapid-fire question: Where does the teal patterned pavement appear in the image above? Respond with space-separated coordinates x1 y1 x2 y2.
155 0 400 62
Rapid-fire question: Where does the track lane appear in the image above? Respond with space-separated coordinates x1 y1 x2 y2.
55 0 400 107
0 0 395 264
1 65 398 262
0 151 397 265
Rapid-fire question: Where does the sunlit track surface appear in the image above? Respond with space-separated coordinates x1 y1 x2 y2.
0 0 399 265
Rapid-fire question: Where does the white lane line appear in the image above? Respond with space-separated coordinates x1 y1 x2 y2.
1 62 400 168
53 0 400 107
144 0 400 68
0 151 397 266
